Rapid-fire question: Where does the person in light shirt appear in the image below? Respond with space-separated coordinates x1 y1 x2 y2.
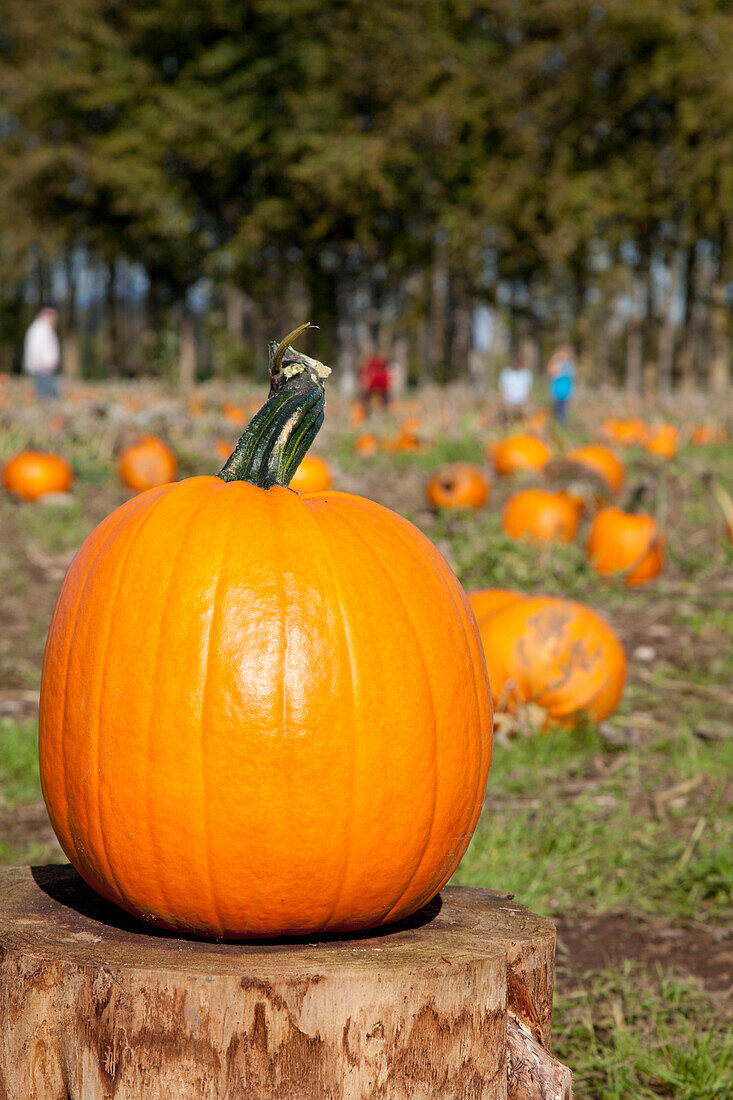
498 353 533 423
23 307 61 398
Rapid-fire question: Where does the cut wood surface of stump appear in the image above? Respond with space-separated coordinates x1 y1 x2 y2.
0 866 571 1100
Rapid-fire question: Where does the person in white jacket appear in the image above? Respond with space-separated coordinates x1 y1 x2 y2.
23 307 60 398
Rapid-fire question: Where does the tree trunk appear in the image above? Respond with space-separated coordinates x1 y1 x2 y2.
639 236 657 393
62 252 81 378
676 242 698 390
430 235 450 380
709 225 730 394
106 260 121 377
626 323 643 394
0 866 571 1100
177 301 197 390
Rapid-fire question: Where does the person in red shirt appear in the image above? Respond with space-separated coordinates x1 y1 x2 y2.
359 354 392 413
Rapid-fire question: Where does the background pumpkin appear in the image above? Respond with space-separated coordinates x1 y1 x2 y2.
427 463 489 509
587 507 664 585
645 425 679 459
40 330 492 939
288 454 332 492
118 435 177 493
489 433 552 476
564 444 625 495
601 418 649 447
468 588 525 623
354 432 379 456
502 489 580 543
2 451 74 501
475 595 626 723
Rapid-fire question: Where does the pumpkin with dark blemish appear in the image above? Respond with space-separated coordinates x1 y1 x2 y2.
427 464 490 510
474 594 626 724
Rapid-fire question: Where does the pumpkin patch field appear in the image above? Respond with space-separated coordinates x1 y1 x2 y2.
1 377 731 1098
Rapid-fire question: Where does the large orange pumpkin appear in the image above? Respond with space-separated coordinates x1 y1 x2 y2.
565 444 625 495
502 489 580 542
2 451 74 501
118 435 177 493
489 434 552 476
587 507 664 585
427 464 489 510
475 594 626 723
40 327 492 939
288 454 332 492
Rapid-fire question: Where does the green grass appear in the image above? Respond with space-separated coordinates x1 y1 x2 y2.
0 397 731 1096
455 722 732 923
554 965 732 1100
0 719 41 807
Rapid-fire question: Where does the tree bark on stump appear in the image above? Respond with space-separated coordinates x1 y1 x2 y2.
0 866 571 1100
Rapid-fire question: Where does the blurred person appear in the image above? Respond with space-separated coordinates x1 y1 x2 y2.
547 343 576 425
498 352 533 424
358 352 392 413
23 307 60 398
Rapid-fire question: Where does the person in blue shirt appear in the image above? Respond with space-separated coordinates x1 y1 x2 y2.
547 344 576 425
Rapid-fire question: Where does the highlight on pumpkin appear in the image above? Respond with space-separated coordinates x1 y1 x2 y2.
37 330 492 939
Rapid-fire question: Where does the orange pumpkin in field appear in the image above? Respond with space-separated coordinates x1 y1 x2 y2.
215 439 234 463
587 507 664 585
354 432 379 457
601 418 649 447
222 400 247 426
2 451 74 501
502 489 580 543
489 433 552 476
565 444 625 495
475 594 626 723
645 424 679 459
39 328 492 938
385 418 423 453
691 424 727 445
427 464 489 510
468 588 525 623
349 401 367 426
118 435 177 493
288 455 332 492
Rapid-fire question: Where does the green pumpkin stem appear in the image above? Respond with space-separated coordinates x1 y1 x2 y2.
218 324 331 488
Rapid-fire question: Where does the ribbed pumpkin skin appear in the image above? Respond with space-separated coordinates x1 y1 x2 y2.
476 596 626 722
427 464 489 509
490 434 552 476
39 479 492 938
587 507 664 585
565 445 625 495
118 436 177 493
502 489 579 542
2 451 73 501
288 455 332 492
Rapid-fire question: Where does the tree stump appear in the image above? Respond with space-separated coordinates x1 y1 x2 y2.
0 865 571 1099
